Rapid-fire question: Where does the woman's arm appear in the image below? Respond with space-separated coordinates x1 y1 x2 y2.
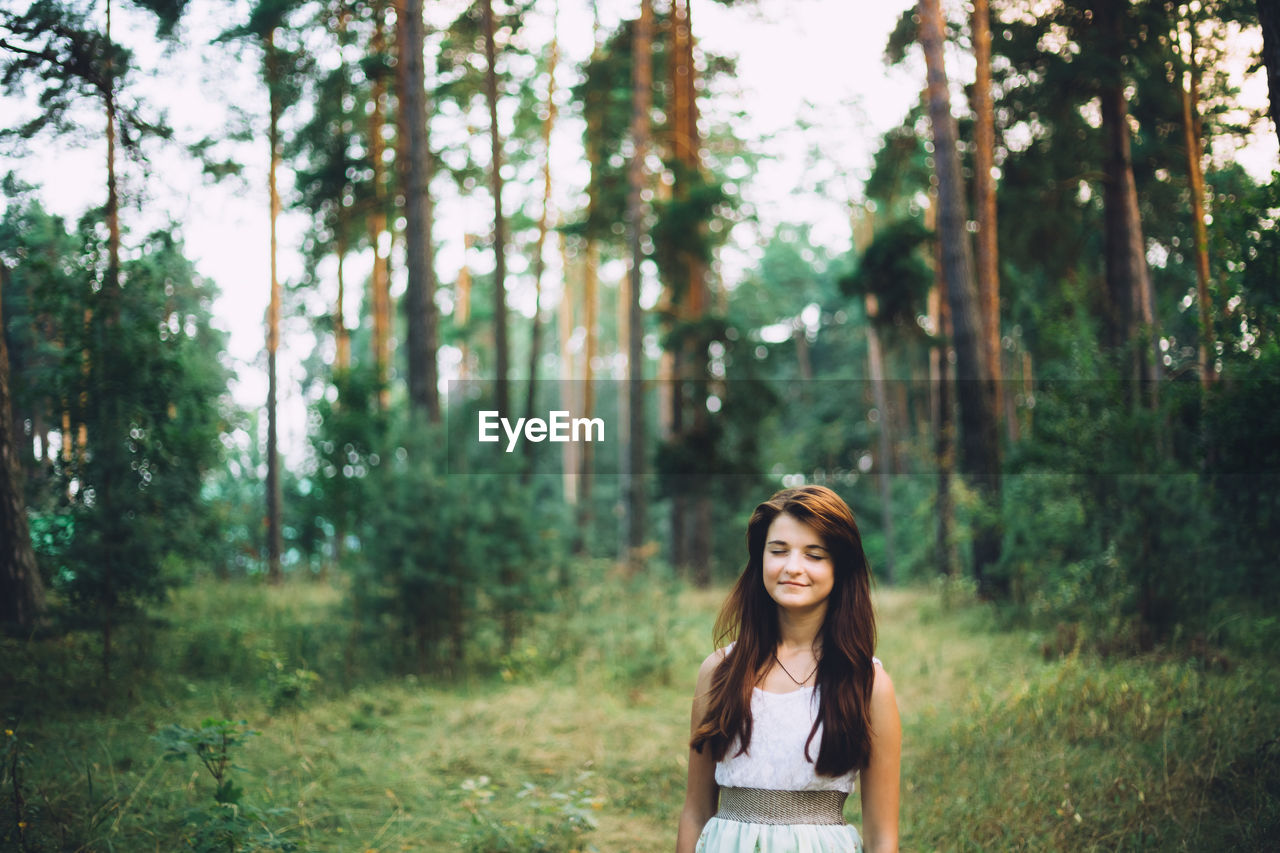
859 661 902 853
675 650 724 853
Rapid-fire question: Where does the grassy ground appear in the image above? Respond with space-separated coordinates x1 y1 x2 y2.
3 575 1277 851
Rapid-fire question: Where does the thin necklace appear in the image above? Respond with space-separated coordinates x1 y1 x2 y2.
773 649 818 686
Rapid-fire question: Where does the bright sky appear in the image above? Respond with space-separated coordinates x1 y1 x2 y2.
4 0 1276 462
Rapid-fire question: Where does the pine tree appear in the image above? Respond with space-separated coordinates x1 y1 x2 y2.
917 0 1002 592
0 260 44 633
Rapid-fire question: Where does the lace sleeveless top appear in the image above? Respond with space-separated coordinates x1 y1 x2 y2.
713 653 880 795
714 685 857 793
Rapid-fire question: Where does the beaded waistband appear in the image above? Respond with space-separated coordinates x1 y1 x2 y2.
715 786 848 826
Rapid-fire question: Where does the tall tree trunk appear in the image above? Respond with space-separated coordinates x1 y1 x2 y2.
666 0 709 580
0 263 45 632
865 295 896 584
617 230 631 547
926 192 957 576
853 206 895 581
971 0 1003 426
583 244 599 454
1177 13 1216 386
932 287 958 578
481 0 515 647
576 11 605 556
335 230 350 372
104 0 120 303
481 0 509 417
458 232 473 378
918 0 1002 593
522 12 559 483
1093 0 1159 397
558 233 579 506
1259 0 1280 150
574 240 597 554
625 0 654 570
99 0 121 669
334 11 352 377
398 0 439 420
265 28 284 585
369 3 392 410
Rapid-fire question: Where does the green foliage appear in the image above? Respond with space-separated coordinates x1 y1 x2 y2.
840 217 933 331
901 651 1280 850
156 719 297 852
3 579 1279 850
258 651 320 714
0 1 136 146
1 196 230 663
434 0 539 194
650 168 731 290
326 403 564 673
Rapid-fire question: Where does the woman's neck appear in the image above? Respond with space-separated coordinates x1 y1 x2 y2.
776 603 825 652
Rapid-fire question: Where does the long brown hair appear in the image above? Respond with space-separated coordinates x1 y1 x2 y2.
690 485 877 777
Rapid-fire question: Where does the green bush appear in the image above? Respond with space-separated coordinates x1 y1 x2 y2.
155 719 298 852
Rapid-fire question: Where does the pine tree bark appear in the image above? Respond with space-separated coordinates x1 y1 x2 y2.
1093 0 1159 395
265 28 284 584
918 0 1002 592
1177 14 1216 386
925 195 957 577
852 206 895 581
666 0 710 581
1259 0 1280 150
0 263 45 632
397 0 439 420
481 0 509 417
335 230 350 372
626 0 654 569
865 295 896 584
334 11 352 376
458 233 473 378
971 0 1003 425
574 14 604 555
481 0 516 648
522 17 559 480
369 3 392 410
930 281 957 578
558 234 579 506
104 0 120 303
98 0 122 665
574 239 597 553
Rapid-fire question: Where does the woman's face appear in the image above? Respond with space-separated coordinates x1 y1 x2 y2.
762 512 835 615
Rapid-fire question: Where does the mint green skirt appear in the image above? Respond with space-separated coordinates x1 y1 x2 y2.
695 816 863 852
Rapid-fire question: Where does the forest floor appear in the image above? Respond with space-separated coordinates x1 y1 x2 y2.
2 577 1278 851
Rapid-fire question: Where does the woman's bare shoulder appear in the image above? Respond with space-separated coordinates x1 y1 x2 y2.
694 645 731 687
699 645 730 674
870 656 898 706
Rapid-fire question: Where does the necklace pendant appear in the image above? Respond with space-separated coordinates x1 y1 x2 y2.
773 650 818 686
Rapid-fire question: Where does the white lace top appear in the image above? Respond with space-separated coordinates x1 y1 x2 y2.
713 652 880 794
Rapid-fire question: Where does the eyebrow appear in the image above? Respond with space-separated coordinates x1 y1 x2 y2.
766 539 828 552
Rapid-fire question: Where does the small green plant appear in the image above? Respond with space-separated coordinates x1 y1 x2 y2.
155 719 296 853
258 651 321 714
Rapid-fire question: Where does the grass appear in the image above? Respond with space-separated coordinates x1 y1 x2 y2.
2 572 1277 851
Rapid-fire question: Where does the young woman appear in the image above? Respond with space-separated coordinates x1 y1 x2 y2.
676 485 901 853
